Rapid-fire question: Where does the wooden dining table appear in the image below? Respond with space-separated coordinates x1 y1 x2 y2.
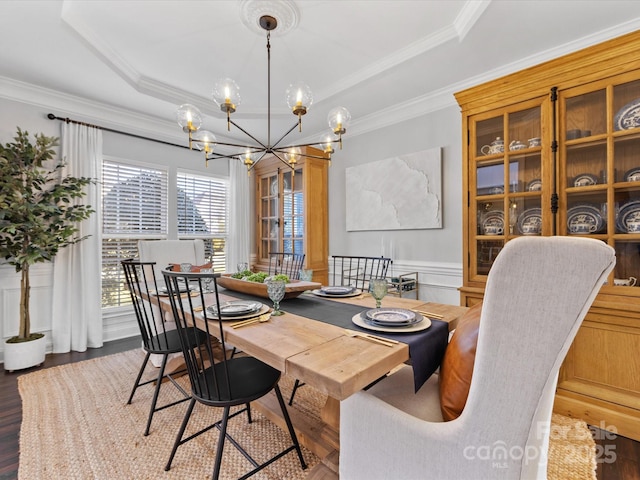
155 285 468 477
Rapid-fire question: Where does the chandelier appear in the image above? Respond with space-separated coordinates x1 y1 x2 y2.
176 14 350 172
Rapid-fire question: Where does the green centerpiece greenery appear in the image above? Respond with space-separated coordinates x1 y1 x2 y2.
0 128 94 343
230 270 289 284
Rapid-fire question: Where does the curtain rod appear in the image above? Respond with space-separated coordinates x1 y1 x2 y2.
47 113 190 151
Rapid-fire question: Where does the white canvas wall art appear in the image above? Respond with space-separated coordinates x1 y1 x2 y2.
345 148 442 231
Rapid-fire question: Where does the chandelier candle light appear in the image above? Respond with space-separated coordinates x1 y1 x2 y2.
176 14 350 172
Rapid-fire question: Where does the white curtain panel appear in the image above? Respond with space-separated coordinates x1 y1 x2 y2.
226 159 251 272
51 123 103 353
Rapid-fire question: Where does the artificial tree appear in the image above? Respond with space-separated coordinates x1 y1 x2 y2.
0 127 94 343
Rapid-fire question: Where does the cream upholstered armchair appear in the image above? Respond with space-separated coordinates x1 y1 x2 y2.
340 237 615 480
138 239 206 280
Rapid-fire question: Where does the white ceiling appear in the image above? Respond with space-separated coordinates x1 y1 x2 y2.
2 0 640 149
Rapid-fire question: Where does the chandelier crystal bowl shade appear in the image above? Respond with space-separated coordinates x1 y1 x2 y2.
176 14 350 171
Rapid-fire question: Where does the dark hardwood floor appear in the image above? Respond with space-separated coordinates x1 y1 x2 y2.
1 336 639 479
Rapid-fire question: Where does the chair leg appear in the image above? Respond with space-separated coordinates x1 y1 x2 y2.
127 351 151 405
144 352 169 436
288 379 305 406
245 402 252 423
212 406 231 480
274 385 307 469
165 397 197 471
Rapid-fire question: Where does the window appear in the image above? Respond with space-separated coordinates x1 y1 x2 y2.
177 171 228 273
102 159 168 308
100 161 229 309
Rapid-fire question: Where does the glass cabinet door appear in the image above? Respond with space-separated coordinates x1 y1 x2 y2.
469 99 546 279
282 168 304 255
559 76 640 289
259 173 279 260
258 167 306 262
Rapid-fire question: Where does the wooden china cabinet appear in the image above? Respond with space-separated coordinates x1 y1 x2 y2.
253 146 329 284
455 30 640 441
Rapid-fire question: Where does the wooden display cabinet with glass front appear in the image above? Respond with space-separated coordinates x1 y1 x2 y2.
253 146 329 284
470 99 550 283
456 30 640 442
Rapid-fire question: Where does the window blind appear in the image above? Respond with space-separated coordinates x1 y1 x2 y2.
102 160 168 307
177 171 228 273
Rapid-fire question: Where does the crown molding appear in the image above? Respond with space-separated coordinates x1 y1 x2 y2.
4 15 640 145
454 0 491 41
59 0 485 114
316 0 490 103
346 15 640 139
0 75 184 144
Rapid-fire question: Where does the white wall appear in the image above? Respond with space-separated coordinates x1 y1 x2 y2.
328 105 464 304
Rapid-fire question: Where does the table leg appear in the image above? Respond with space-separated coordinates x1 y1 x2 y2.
320 396 340 430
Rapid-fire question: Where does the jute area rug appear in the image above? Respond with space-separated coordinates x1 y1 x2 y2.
18 349 596 479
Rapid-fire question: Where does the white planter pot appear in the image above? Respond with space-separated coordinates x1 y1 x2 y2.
4 334 46 372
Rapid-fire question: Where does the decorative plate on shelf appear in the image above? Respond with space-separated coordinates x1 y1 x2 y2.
481 211 504 235
567 204 605 234
526 179 542 192
516 208 542 235
270 178 278 195
614 98 640 131
616 200 640 233
624 167 640 182
572 173 598 187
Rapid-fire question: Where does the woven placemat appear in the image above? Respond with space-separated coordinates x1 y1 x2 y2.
18 349 596 479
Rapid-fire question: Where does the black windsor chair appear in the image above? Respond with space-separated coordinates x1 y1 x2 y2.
288 255 393 406
330 255 393 291
162 268 307 480
268 252 306 280
121 259 209 436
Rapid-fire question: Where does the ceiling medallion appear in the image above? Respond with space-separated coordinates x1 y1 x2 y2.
239 0 299 37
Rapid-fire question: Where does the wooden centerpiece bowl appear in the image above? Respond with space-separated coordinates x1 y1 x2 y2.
216 274 321 299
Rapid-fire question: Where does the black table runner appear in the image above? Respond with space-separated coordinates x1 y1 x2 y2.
221 289 448 392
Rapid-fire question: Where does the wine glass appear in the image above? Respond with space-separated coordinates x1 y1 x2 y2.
237 262 249 273
200 268 214 293
369 278 388 308
266 277 286 316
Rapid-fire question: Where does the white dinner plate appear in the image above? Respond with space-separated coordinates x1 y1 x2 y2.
321 286 355 295
364 308 420 327
154 285 196 296
311 288 362 298
351 312 431 333
206 303 269 320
